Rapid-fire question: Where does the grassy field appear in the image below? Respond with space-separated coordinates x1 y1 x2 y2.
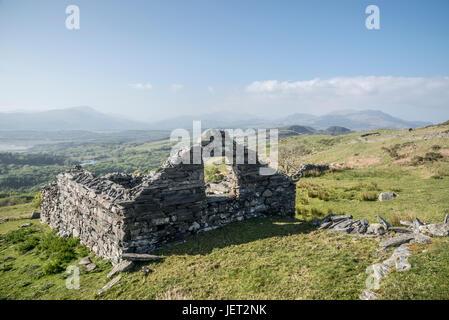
1 122 449 300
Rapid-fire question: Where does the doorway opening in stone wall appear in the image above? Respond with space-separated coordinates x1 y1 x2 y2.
204 156 237 197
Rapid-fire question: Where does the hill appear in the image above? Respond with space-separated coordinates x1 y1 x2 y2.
0 107 431 132
1 122 448 300
0 106 151 131
279 125 351 138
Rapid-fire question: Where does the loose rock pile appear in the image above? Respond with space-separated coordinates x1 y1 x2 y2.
314 213 449 300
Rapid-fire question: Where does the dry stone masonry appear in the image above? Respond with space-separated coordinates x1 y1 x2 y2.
41 130 296 264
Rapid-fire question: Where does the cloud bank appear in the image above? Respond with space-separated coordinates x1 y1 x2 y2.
244 76 449 121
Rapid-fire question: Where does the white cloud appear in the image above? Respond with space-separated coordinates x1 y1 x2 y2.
171 83 184 91
129 83 153 90
208 86 215 94
244 76 449 120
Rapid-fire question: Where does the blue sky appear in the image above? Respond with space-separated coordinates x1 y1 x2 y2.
0 0 448 122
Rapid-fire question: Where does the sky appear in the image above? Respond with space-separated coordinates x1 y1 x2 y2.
0 0 448 123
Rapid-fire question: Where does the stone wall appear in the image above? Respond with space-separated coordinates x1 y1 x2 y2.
41 130 296 264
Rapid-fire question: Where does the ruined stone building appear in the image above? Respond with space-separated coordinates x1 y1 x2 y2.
41 130 296 264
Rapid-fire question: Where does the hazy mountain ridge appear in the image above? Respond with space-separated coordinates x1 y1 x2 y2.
0 107 432 132
278 125 352 138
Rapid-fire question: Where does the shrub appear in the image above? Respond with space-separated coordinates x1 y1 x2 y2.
411 152 444 165
391 212 415 227
2 227 37 244
307 189 318 198
317 190 329 201
310 208 323 219
361 191 378 201
204 166 225 183
37 232 79 275
17 236 40 253
32 192 42 208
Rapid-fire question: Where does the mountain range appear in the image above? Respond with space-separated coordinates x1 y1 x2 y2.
0 106 432 132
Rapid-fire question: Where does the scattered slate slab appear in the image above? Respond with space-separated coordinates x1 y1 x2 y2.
418 223 449 237
20 223 32 228
318 221 332 230
376 216 391 229
444 214 449 225
85 263 97 272
412 218 425 232
30 211 40 219
379 234 415 248
78 256 91 265
389 227 413 233
97 275 122 295
107 260 134 278
360 289 379 300
400 220 413 227
411 233 432 244
320 214 335 224
121 253 162 262
0 218 9 224
330 215 353 222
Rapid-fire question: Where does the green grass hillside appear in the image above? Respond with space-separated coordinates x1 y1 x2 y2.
1 122 449 300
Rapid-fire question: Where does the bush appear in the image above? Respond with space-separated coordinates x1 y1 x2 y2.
361 191 378 201
17 236 40 253
37 232 79 275
204 166 225 183
317 190 329 201
2 227 37 244
390 212 415 227
32 192 41 208
411 152 444 165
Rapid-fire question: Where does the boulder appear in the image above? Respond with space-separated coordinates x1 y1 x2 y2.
418 223 449 237
85 263 97 272
78 256 91 265
30 211 40 219
378 192 398 201
0 218 9 224
107 260 134 278
367 223 386 235
20 223 32 228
